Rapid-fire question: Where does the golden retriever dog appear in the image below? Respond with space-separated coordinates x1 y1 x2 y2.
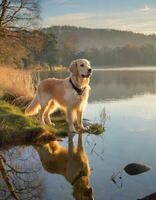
35 133 94 200
25 59 92 133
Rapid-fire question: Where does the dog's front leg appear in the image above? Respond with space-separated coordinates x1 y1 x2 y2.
67 107 76 133
77 109 88 132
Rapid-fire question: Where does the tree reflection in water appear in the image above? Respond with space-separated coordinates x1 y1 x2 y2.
0 147 43 200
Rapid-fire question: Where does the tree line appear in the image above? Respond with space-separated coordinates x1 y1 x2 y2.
1 31 156 67
76 45 156 66
1 1 156 68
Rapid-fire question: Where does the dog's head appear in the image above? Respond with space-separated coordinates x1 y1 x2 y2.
73 177 94 200
69 59 92 78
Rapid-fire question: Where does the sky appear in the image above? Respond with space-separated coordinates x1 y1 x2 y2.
41 0 156 34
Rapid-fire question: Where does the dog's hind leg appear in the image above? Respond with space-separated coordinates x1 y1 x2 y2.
38 95 51 125
39 105 47 125
44 100 56 126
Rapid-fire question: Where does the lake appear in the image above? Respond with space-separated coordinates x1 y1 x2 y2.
2 68 156 200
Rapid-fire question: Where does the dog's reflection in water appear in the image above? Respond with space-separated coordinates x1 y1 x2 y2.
36 133 94 200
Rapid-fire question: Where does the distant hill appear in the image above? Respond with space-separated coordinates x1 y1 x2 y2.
2 26 156 67
43 25 156 51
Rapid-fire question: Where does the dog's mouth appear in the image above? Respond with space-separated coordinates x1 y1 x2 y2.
81 72 92 78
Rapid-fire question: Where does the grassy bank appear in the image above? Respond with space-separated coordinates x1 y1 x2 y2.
0 98 59 149
0 93 104 149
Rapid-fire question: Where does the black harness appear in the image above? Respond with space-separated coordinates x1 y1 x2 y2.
69 78 85 96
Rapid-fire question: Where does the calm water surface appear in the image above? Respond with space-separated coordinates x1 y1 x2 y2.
4 69 156 200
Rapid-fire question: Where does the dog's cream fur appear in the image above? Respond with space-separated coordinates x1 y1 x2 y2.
35 134 94 200
25 59 92 132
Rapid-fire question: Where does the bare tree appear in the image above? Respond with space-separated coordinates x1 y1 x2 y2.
0 0 40 33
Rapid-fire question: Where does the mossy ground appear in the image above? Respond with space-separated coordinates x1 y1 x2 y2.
0 93 105 146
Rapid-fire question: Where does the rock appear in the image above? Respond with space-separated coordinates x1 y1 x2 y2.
124 163 151 175
138 193 156 200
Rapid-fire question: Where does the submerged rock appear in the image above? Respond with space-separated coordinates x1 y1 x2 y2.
124 163 151 175
138 193 156 200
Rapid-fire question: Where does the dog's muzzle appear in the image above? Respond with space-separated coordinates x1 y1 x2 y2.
81 68 92 78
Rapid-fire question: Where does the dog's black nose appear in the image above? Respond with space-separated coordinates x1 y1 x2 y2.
88 68 92 73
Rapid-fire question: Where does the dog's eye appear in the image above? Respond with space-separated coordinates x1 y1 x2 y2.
80 64 84 67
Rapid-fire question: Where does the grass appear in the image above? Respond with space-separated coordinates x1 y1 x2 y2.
0 66 34 98
0 100 48 133
0 92 69 135
88 123 105 135
0 97 69 135
0 65 67 97
0 100 49 145
0 99 68 149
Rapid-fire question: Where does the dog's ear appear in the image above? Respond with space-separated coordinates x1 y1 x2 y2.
69 60 78 76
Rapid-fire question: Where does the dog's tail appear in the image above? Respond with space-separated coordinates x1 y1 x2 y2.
25 95 40 116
